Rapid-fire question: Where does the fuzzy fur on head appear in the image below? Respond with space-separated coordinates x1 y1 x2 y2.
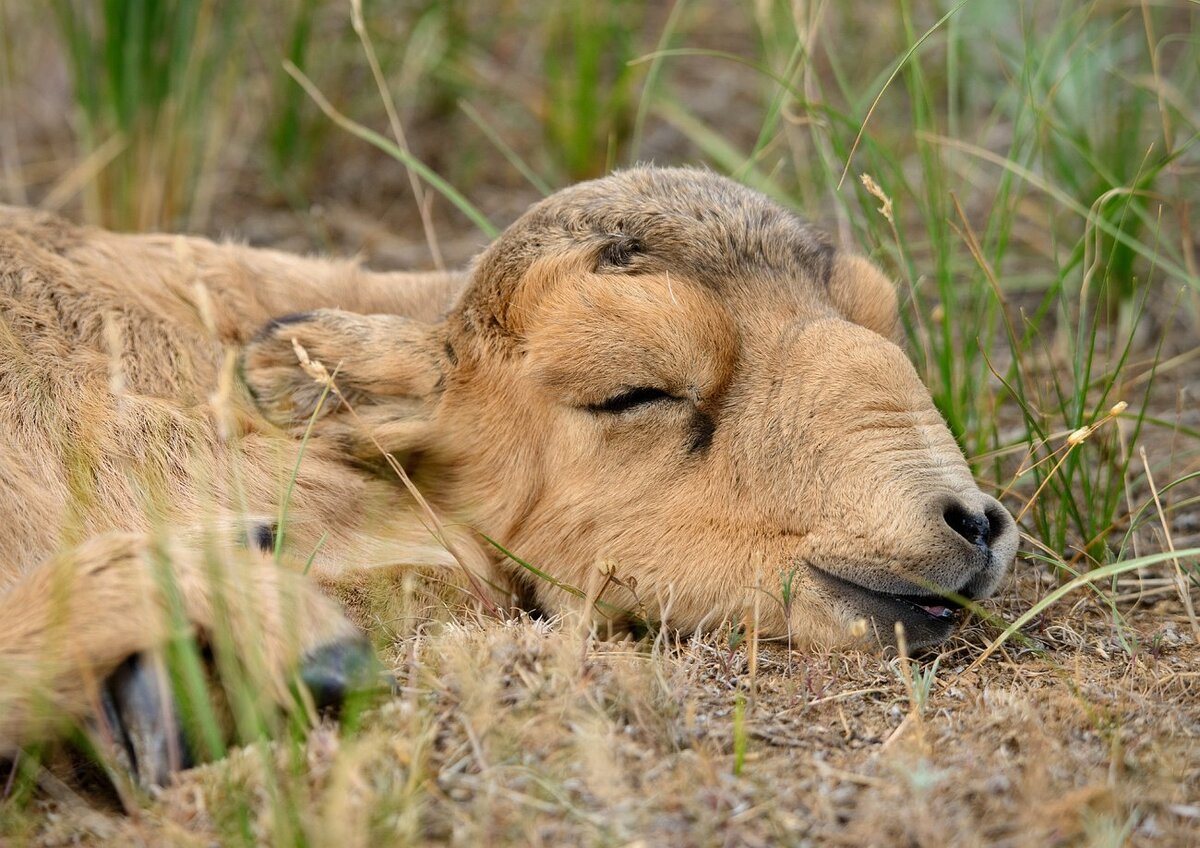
248 167 1018 649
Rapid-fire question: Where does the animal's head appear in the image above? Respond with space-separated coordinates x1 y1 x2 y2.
244 168 1018 649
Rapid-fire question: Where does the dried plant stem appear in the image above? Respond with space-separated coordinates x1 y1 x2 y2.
893 621 925 749
1013 403 1128 525
1139 445 1199 637
578 560 615 659
837 0 973 188
283 60 498 238
40 133 126 213
349 0 445 270
290 341 503 619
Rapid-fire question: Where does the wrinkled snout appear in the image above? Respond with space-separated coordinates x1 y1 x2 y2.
756 319 1019 646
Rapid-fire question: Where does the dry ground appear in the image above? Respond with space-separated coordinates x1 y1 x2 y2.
11 563 1199 847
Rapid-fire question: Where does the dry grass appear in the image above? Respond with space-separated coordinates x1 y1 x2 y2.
12 566 1199 847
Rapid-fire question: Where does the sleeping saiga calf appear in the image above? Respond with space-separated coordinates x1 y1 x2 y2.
0 168 1017 782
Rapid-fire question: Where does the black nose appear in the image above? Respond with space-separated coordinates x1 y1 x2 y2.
943 503 992 549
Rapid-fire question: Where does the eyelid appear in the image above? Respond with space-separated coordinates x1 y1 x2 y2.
585 386 678 414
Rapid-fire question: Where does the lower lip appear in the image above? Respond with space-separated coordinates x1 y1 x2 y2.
808 567 964 642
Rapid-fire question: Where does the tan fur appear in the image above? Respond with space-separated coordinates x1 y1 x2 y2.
0 168 1018 757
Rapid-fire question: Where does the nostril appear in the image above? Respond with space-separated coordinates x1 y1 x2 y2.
982 504 1009 547
943 502 990 549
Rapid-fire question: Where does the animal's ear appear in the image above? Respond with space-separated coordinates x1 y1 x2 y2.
826 253 901 342
241 309 446 458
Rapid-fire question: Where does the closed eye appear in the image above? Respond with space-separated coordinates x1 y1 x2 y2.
586 386 678 414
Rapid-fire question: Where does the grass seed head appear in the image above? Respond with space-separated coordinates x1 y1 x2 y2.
1066 426 1094 447
860 173 894 224
292 338 334 387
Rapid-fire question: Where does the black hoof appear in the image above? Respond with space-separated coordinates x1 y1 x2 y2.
297 637 390 714
99 655 192 789
89 638 387 790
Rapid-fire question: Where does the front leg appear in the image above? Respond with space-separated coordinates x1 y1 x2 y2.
0 532 375 783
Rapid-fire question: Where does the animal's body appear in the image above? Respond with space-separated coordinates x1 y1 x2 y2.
0 168 1017 781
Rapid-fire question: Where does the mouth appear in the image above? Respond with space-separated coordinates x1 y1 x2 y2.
892 593 962 622
809 566 966 647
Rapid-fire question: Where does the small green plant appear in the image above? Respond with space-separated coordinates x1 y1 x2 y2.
908 656 940 717
731 691 747 776
779 565 798 673
49 0 244 229
541 0 646 180
266 0 322 200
